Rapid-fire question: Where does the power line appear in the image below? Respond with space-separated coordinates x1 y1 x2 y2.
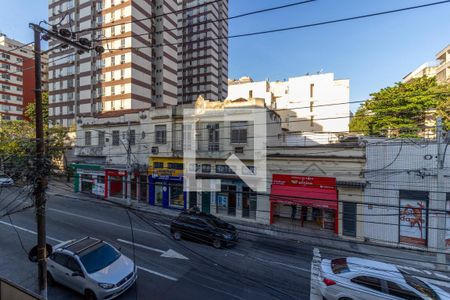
97 0 317 43
103 0 450 50
75 0 225 34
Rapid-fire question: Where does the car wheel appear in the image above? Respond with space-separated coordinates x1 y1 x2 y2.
339 298 353 300
173 231 182 241
84 289 97 300
47 272 55 286
213 238 222 249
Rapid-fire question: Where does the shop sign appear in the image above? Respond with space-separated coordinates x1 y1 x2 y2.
77 169 104 176
399 198 427 246
272 174 336 189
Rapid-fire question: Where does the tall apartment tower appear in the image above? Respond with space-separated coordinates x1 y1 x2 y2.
0 34 48 121
48 0 228 126
178 0 228 104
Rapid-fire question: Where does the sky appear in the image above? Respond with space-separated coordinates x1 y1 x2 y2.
1 0 449 112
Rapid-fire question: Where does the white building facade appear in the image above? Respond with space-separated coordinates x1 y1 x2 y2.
228 73 350 134
364 140 450 252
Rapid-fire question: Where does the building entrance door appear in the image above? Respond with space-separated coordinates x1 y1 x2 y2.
201 192 210 213
343 202 357 237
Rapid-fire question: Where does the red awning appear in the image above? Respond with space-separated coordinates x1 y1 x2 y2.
270 184 338 210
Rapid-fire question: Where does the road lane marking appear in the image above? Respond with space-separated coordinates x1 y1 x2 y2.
0 220 63 243
137 266 178 281
48 208 163 237
117 239 189 260
0 220 180 282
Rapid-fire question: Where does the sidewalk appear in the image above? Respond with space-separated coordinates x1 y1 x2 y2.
47 179 449 273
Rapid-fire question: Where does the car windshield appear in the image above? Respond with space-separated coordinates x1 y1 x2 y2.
404 274 439 300
79 244 121 274
0 175 9 179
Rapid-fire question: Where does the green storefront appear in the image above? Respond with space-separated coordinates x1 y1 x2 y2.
71 163 105 197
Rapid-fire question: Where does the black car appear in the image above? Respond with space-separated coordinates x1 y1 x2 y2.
170 211 238 248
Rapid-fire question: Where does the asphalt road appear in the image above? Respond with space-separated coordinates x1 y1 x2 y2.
0 186 313 300
1 184 449 300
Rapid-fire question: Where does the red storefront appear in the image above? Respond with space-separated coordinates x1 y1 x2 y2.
105 169 127 199
270 174 338 234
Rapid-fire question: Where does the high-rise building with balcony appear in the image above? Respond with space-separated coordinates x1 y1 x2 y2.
0 34 48 121
48 0 228 127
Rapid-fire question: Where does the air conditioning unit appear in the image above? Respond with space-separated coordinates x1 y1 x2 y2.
151 147 159 154
234 147 244 154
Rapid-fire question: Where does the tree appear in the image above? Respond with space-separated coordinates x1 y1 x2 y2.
0 92 69 180
349 77 450 137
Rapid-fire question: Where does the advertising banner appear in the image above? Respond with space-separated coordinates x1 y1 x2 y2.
399 198 427 246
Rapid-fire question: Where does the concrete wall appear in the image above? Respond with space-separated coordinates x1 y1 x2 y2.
364 140 450 251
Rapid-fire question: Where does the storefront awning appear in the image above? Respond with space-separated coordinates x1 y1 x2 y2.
270 184 338 210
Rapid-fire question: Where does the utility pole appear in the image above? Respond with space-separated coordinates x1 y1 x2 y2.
32 26 47 300
126 120 132 205
29 23 104 298
435 117 447 270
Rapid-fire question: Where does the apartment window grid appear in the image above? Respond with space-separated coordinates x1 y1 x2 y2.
155 125 167 144
230 121 248 144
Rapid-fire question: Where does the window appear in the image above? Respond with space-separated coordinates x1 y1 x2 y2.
52 252 69 266
98 131 105 146
111 56 115 66
168 163 183 170
155 125 166 144
216 165 234 174
387 281 421 300
403 273 438 300
231 121 247 144
310 101 314 112
169 184 184 207
121 39 126 49
120 54 125 64
111 85 115 95
248 90 253 98
112 130 120 146
120 24 125 34
66 257 82 273
207 123 219 152
129 129 135 145
120 69 125 79
153 162 164 169
310 83 314 98
201 164 211 173
85 131 92 146
310 116 314 127
351 276 382 292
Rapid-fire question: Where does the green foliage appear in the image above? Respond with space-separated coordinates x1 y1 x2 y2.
349 77 450 137
1 92 69 179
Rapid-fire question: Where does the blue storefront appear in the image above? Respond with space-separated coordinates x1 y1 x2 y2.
148 174 186 209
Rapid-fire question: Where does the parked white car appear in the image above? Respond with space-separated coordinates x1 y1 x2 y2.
0 174 14 186
318 257 449 300
47 237 137 300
